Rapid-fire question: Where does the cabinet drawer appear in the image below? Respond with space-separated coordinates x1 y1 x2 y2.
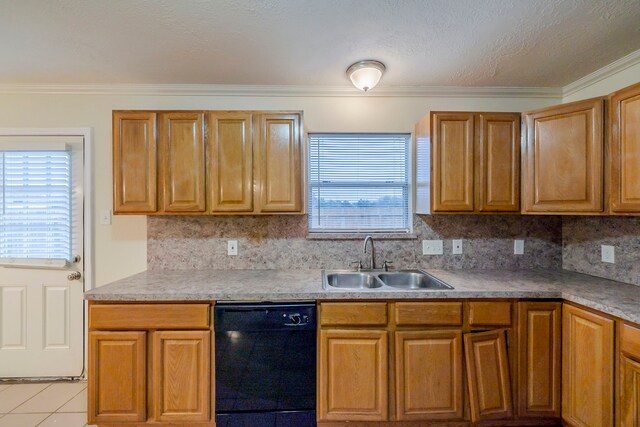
468 302 512 326
621 323 640 357
89 304 210 330
320 302 387 326
394 302 463 326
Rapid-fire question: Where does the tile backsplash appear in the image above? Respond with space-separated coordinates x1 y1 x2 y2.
148 214 562 271
563 216 640 286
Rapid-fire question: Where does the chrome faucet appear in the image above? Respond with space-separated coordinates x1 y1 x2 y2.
363 235 375 270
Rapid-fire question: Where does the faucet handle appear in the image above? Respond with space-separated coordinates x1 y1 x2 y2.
350 260 363 271
382 260 393 271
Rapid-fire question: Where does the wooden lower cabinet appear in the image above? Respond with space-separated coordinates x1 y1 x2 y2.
395 330 463 421
152 331 211 422
318 329 388 421
619 323 640 427
620 355 640 427
88 331 147 424
562 304 614 427
517 302 561 418
88 303 213 426
464 329 514 422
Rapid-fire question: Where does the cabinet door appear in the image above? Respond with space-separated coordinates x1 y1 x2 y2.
254 112 303 213
621 355 640 427
158 112 206 212
318 329 388 421
113 111 157 213
477 113 520 212
464 329 513 421
562 304 614 427
523 98 604 213
207 112 253 212
610 82 640 214
88 331 146 424
517 302 561 418
431 112 474 212
395 330 463 421
152 330 211 422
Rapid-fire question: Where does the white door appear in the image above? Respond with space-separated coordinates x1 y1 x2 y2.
0 135 85 378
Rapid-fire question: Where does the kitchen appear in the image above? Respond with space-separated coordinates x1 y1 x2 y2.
1 1 640 427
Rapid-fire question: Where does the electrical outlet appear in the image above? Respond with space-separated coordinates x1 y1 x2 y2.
514 239 524 255
601 245 615 264
452 239 463 255
100 209 112 225
422 240 443 255
228 240 238 256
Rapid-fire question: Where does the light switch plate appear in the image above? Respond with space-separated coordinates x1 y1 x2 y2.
100 209 112 225
452 239 463 255
601 245 615 264
228 240 238 256
422 240 443 255
514 239 524 255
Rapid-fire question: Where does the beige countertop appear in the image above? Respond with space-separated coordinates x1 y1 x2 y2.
84 268 640 324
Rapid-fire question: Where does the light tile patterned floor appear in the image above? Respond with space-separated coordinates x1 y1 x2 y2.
0 382 95 427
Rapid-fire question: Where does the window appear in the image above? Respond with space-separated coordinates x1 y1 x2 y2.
0 151 72 260
308 133 410 233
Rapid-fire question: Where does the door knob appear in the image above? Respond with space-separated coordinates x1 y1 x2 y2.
68 271 82 281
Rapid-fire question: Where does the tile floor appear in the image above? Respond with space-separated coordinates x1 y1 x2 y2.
0 382 95 427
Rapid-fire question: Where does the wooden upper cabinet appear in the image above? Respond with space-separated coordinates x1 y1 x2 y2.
318 329 388 422
429 111 520 213
464 329 513 422
522 98 605 214
158 112 206 213
88 331 146 424
254 112 303 213
207 112 253 212
113 110 304 215
113 111 157 213
152 331 210 422
517 302 561 418
395 330 463 421
477 113 520 212
431 112 475 212
610 81 640 214
562 304 614 427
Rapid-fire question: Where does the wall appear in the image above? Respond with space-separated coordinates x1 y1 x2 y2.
0 90 559 287
148 214 562 271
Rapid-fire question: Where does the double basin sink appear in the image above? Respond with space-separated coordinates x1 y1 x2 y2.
323 269 453 291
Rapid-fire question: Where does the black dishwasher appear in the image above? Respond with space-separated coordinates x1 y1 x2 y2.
214 303 317 427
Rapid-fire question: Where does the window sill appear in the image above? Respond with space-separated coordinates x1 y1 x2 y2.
306 232 418 241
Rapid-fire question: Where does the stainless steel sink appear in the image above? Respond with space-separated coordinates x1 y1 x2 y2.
377 271 453 290
323 269 453 290
325 272 383 289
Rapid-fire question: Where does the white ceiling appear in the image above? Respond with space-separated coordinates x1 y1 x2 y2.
1 0 640 88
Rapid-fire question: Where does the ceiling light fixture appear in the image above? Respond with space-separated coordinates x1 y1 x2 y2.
346 60 386 92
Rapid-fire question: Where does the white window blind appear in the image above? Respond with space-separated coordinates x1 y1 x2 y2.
309 133 410 232
0 151 72 260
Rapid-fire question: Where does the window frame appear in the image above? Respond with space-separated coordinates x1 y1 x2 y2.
307 132 413 235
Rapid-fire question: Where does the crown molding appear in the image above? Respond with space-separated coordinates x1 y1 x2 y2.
0 83 562 98
563 48 640 98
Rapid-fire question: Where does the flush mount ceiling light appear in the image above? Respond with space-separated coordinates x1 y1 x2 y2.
346 60 386 92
